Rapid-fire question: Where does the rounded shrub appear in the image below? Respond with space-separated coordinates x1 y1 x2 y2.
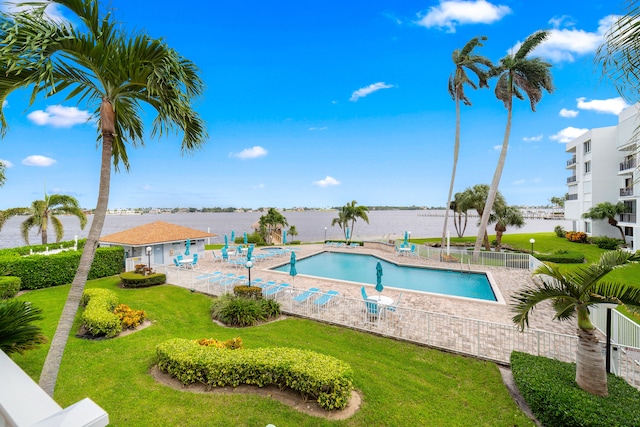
0 276 21 299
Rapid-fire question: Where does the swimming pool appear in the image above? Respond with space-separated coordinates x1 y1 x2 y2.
271 252 498 302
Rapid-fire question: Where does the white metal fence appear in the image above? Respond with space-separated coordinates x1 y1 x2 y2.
417 246 535 270
163 265 640 389
591 304 640 349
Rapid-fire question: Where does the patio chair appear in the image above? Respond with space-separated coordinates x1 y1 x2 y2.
264 283 289 297
361 286 368 300
410 244 418 257
173 258 181 268
364 299 381 325
313 290 339 308
293 287 320 303
190 253 199 269
386 292 403 314
211 250 223 263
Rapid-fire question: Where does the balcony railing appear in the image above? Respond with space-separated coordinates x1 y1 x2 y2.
619 213 637 223
620 187 634 197
566 156 576 167
567 175 577 184
566 194 578 201
620 159 636 171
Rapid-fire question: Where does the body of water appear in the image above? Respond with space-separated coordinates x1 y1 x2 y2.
0 209 572 249
271 251 496 301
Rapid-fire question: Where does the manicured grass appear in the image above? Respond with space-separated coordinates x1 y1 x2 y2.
12 278 534 426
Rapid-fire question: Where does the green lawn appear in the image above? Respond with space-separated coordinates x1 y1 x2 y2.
12 278 534 427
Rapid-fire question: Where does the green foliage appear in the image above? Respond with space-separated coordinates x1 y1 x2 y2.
0 299 47 354
156 338 354 410
534 250 585 264
511 352 640 427
232 285 262 299
0 276 20 299
120 271 166 288
210 294 280 326
0 246 123 290
554 225 566 238
80 288 122 338
589 236 622 250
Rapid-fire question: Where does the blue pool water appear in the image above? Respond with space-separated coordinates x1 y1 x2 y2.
272 252 497 301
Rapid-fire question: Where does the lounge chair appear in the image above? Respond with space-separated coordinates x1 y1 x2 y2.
313 290 339 308
264 283 290 297
361 286 368 300
292 287 320 303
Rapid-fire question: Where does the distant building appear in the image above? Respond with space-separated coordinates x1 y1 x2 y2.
565 104 639 251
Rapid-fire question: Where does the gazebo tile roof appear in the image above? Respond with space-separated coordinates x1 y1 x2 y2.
99 221 216 246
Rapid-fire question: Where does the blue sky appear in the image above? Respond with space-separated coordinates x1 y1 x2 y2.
0 0 630 210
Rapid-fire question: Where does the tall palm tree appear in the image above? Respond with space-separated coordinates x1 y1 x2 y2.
450 193 469 238
0 193 87 245
331 206 349 240
512 250 640 396
474 31 554 254
343 200 369 244
488 205 524 250
459 184 505 249
582 201 628 244
0 0 207 396
441 36 492 250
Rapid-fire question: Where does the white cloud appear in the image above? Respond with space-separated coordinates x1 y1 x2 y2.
523 135 543 142
230 146 268 159
513 179 525 185
253 183 265 189
0 158 13 167
576 97 629 115
559 108 579 118
309 126 328 131
415 0 511 33
531 15 618 62
350 82 394 102
550 127 589 143
22 155 56 167
27 105 92 128
313 176 340 187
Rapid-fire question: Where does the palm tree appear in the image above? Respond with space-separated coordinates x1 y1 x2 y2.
331 207 349 240
488 205 524 250
341 200 369 244
0 193 87 245
441 36 492 250
0 161 5 187
459 184 505 249
512 250 640 396
258 208 288 244
0 300 47 355
450 193 469 238
596 1 640 102
582 202 628 244
474 31 554 254
0 1 207 396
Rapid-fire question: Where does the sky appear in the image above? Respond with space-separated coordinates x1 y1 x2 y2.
0 0 633 210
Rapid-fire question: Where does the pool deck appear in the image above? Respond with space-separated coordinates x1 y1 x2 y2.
168 244 576 337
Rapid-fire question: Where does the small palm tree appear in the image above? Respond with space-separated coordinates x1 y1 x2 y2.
582 202 628 244
0 193 87 245
441 36 492 250
488 205 524 250
334 200 369 244
0 300 47 355
474 31 554 253
258 208 288 244
450 193 469 238
512 250 640 396
459 184 505 250
331 207 349 240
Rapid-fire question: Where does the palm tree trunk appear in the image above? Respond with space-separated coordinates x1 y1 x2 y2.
441 97 461 253
474 106 512 256
575 327 608 396
39 100 114 397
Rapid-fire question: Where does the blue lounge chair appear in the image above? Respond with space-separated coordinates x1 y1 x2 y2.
293 287 320 303
264 283 289 297
313 290 339 308
361 286 368 300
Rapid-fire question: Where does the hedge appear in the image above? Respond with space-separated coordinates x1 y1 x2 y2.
0 246 123 290
156 338 354 410
511 351 640 427
119 272 166 288
0 276 20 299
534 250 585 264
80 288 122 338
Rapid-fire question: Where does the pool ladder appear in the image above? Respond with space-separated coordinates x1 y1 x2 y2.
460 260 471 274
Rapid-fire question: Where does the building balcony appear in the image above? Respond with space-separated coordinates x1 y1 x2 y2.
620 159 636 172
566 194 578 201
619 213 637 223
620 187 634 197
567 175 577 184
566 156 576 167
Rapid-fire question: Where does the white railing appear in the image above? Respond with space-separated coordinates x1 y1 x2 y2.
591 305 640 349
418 246 534 270
163 266 640 389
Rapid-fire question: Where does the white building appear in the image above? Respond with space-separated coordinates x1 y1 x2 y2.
565 104 640 251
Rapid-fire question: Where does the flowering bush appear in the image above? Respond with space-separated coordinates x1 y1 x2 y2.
114 304 146 329
565 231 588 243
197 337 243 349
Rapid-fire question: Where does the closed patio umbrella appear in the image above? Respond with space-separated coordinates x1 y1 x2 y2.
289 251 297 281
231 230 235 244
404 231 408 246
247 245 253 261
244 232 248 245
283 230 287 245
375 261 384 294
185 239 191 255
224 234 228 248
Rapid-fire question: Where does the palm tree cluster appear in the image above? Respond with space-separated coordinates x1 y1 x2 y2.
331 200 369 244
440 32 554 254
0 0 207 396
258 208 289 244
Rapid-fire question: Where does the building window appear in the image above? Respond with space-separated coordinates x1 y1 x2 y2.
585 221 591 233
584 161 591 174
583 140 591 154
625 227 634 237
